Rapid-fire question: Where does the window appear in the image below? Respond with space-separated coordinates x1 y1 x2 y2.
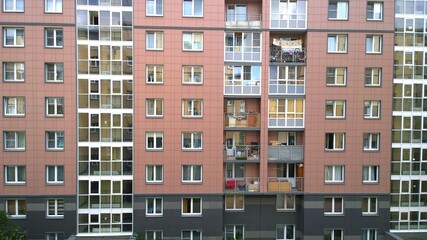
146 32 163 50
324 197 343 215
182 197 202 215
146 0 163 16
326 67 346 86
146 165 163 183
146 198 163 216
182 230 202 240
3 131 25 150
182 132 202 150
45 29 63 48
3 0 24 12
46 165 64 184
182 165 202 183
328 0 348 20
366 35 382 53
146 132 163 150
45 63 63 82
225 225 244 240
276 194 295 211
3 62 25 81
364 100 380 119
324 229 343 240
362 229 377 240
327 35 347 53
45 0 62 13
46 97 64 117
183 0 203 17
4 166 26 183
277 224 295 240
225 194 244 210
362 197 377 215
146 65 163 83
3 28 24 47
46 233 65 240
363 133 379 151
365 68 381 86
325 133 345 150
363 166 379 183
146 98 163 117
146 230 163 240
183 32 203 51
182 65 203 84
46 199 64 218
6 199 26 218
182 99 203 117
367 2 383 20
3 97 25 116
324 165 344 183
46 131 64 150
325 100 345 118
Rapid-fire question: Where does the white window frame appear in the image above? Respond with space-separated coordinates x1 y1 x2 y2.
182 65 203 84
3 28 24 47
276 224 295 240
324 197 344 215
46 199 64 218
146 98 163 117
46 232 65 240
182 165 202 183
366 35 382 54
326 67 346 86
363 165 379 183
46 131 64 150
328 0 348 20
225 194 244 211
362 197 378 215
183 0 203 17
182 99 203 117
181 197 202 216
363 133 379 151
146 132 163 150
327 34 347 53
3 96 25 116
225 225 244 240
3 62 25 82
325 100 345 118
146 0 163 16
4 165 26 184
146 197 163 216
3 131 25 150
45 28 63 48
325 132 345 151
146 65 163 83
182 132 202 150
146 31 163 50
45 0 62 13
324 229 343 240
3 0 24 12
45 63 64 82
46 165 64 184
276 194 295 211
146 165 163 183
367 2 383 21
183 32 203 51
46 97 64 117
145 230 163 240
364 100 380 119
6 199 26 218
365 67 381 86
324 165 344 183
362 229 377 240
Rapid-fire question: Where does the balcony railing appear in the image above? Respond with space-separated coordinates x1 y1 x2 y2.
224 177 260 192
267 177 303 192
224 80 260 95
268 145 303 162
270 45 306 63
224 145 259 161
225 14 261 28
224 113 260 128
224 46 261 62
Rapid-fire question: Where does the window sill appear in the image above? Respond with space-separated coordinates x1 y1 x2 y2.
145 214 163 217
4 182 26 186
182 148 203 152
146 181 163 184
46 182 64 186
181 181 202 184
46 216 64 219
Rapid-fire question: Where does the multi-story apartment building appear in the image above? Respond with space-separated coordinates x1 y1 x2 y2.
0 0 425 240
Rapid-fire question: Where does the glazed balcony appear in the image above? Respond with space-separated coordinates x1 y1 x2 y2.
270 44 306 64
268 145 304 162
224 113 260 129
224 144 259 161
269 65 305 95
224 177 260 192
267 177 303 192
225 14 261 29
225 32 261 62
270 0 307 29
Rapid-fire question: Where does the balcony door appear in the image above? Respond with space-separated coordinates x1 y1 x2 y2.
226 163 245 179
226 100 246 116
278 132 296 145
226 131 245 148
227 5 247 22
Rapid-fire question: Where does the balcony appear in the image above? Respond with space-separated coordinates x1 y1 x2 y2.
224 177 260 192
268 145 303 162
269 65 305 95
224 46 261 62
224 144 259 161
270 0 307 29
270 45 306 64
224 80 260 95
224 113 260 128
225 14 261 29
267 177 303 192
